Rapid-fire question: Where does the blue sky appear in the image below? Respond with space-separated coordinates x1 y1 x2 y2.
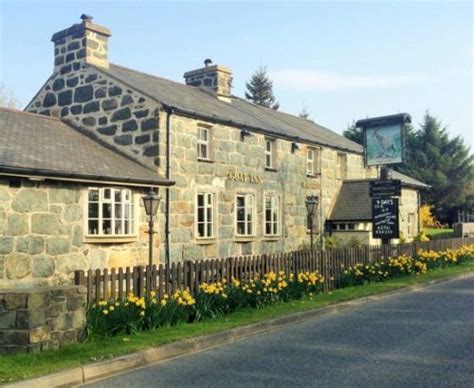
1 1 472 149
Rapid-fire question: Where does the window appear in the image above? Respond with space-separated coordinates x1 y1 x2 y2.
337 153 347 180
196 192 215 238
307 147 320 176
87 188 134 236
197 127 210 160
236 194 255 236
264 195 280 236
265 138 276 169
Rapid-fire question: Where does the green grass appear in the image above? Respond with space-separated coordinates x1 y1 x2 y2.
1 261 473 384
426 228 454 240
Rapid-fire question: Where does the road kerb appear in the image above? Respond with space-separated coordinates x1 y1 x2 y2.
7 270 473 388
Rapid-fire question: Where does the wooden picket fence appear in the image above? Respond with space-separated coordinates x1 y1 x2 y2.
74 237 473 306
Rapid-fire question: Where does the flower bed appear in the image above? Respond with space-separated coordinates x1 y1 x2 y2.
87 271 324 338
341 245 474 287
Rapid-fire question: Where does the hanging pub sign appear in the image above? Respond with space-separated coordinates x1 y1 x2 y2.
356 113 411 167
372 197 399 239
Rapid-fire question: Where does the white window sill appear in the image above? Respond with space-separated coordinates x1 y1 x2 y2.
84 235 138 244
195 237 217 245
262 235 281 241
234 236 256 243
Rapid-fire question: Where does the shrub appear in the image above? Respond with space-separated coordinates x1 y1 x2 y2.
341 245 474 287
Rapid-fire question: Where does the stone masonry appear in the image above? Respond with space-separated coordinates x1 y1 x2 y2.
0 285 86 353
0 179 154 288
27 66 160 169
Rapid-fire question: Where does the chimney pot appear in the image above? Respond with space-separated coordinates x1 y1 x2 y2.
204 58 212 67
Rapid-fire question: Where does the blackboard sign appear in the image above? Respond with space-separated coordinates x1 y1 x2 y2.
370 179 401 198
372 198 399 239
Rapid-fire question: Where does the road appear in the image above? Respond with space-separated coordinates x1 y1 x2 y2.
85 276 474 388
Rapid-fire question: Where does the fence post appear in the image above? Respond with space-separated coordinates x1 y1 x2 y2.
74 270 85 286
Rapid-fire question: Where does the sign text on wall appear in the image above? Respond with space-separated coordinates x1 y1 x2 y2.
227 171 263 184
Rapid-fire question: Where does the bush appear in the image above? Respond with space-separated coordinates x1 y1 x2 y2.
87 271 325 338
340 245 474 287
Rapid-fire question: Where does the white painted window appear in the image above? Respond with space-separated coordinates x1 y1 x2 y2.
196 192 215 238
264 195 280 236
87 188 134 236
197 127 210 160
307 147 320 176
236 194 255 236
265 139 275 169
407 213 416 236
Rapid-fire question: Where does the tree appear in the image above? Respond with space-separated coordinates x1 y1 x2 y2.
398 112 474 225
343 121 363 145
0 82 21 109
245 66 279 110
299 105 310 119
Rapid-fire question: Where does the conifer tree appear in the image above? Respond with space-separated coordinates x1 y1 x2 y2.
245 66 279 110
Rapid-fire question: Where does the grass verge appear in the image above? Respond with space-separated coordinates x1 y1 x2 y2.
1 260 473 384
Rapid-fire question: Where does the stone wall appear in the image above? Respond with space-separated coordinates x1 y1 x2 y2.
0 285 86 353
26 66 160 169
0 178 153 288
399 188 420 241
157 113 375 261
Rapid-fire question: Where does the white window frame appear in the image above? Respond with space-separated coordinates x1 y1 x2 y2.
196 192 215 239
264 195 281 236
307 148 314 175
265 138 276 169
235 194 256 237
197 126 211 160
85 187 136 238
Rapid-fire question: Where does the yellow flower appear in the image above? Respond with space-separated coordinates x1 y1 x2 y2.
103 310 109 315
140 311 145 316
160 299 167 306
109 306 115 311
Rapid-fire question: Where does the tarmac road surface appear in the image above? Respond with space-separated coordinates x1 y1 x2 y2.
85 276 474 388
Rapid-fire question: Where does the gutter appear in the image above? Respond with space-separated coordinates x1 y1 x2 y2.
0 165 174 188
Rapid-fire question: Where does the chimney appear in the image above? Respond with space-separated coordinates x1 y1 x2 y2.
183 59 233 102
51 14 111 74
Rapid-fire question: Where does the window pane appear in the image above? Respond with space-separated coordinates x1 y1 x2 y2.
102 203 112 218
102 220 112 235
198 207 204 223
237 222 245 235
265 222 272 235
207 222 212 237
115 190 122 203
88 220 99 235
198 223 205 237
237 207 245 222
103 189 111 200
88 190 99 202
115 220 123 235
88 203 98 218
197 194 204 207
115 204 122 219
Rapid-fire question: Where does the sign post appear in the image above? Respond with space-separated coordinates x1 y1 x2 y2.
356 113 411 246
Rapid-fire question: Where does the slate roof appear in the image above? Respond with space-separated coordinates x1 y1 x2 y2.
0 108 171 187
94 63 363 154
329 173 428 221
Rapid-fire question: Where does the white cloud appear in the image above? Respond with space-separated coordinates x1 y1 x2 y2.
271 69 426 92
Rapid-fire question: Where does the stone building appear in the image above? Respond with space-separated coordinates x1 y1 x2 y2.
0 15 424 287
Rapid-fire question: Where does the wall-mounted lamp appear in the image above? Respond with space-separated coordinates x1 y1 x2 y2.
240 129 252 141
291 142 300 153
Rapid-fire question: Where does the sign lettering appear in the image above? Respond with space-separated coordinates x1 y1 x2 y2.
227 171 263 184
372 197 399 239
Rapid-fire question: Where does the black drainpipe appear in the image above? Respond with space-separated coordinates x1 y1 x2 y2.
164 106 174 266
